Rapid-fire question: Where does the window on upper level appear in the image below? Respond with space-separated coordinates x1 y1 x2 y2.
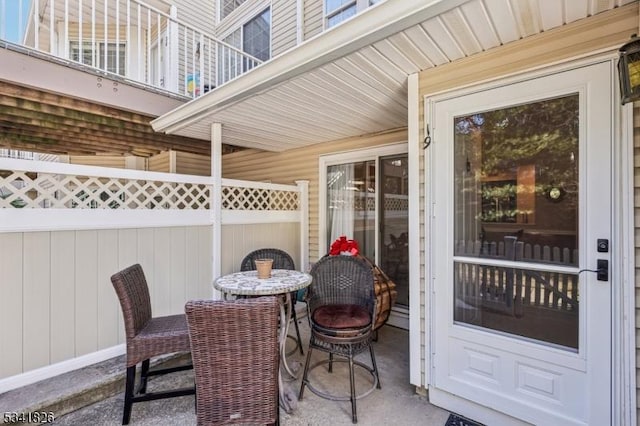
325 0 383 28
218 8 271 84
220 0 248 20
70 41 126 76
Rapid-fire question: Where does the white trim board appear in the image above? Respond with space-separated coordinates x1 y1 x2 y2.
0 345 125 394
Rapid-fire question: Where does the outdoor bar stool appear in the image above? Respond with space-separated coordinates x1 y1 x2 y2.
111 264 195 425
241 247 305 355
298 255 381 424
185 297 280 426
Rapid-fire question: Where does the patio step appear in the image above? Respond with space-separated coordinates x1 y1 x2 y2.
0 354 190 422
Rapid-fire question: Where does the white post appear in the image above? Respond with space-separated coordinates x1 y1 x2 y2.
295 180 309 272
407 72 422 387
211 123 222 300
168 5 179 93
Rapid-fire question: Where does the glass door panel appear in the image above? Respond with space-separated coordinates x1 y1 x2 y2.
380 155 409 306
453 94 580 349
326 160 375 259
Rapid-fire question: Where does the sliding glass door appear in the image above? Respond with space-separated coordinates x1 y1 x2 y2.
322 145 408 310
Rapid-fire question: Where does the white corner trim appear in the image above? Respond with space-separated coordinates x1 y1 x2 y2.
407 72 421 387
0 345 125 393
616 101 636 426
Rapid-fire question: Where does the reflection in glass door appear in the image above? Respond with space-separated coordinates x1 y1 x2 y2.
453 95 579 349
380 155 409 307
324 150 409 309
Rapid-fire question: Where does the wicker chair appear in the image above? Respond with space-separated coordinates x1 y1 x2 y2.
110 264 195 425
298 255 381 424
240 248 304 355
185 297 280 426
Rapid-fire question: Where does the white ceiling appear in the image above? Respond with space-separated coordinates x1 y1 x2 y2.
152 0 636 151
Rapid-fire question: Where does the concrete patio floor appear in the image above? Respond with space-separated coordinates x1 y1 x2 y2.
9 322 455 425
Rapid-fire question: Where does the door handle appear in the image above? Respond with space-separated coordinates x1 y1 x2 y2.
597 259 608 281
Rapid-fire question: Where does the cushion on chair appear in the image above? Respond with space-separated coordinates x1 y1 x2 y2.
312 304 370 330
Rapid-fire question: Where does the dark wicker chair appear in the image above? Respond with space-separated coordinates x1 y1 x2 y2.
110 264 195 425
298 255 381 424
240 248 304 355
185 297 280 426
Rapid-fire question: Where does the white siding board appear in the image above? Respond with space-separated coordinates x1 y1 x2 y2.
23 232 50 371
96 230 119 350
50 232 76 364
0 226 217 381
272 0 298 56
535 0 564 31
420 17 465 61
460 1 501 50
185 226 203 300
74 230 98 357
303 0 323 39
0 233 23 377
247 85 375 134
384 33 434 72
169 227 187 314
117 229 138 343
137 228 155 307
356 46 409 84
330 59 406 110
440 8 483 56
483 0 521 44
372 39 422 75
153 228 172 316
320 64 407 117
197 226 213 300
565 0 589 23
220 225 237 275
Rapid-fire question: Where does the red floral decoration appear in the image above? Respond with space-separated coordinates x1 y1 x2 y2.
329 235 360 256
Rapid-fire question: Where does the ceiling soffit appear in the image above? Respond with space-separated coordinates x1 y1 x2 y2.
152 0 635 152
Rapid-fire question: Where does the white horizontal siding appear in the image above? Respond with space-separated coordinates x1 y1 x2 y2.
303 0 323 40
272 0 298 56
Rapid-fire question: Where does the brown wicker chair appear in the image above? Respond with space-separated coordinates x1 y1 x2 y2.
298 255 381 424
240 248 304 355
110 264 195 425
185 297 280 426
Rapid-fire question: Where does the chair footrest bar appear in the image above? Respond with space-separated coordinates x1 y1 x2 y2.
145 363 193 377
132 387 196 402
303 358 377 402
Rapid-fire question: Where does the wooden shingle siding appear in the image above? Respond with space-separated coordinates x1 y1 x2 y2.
222 129 407 262
303 0 323 40
0 227 212 379
418 4 638 390
272 0 298 56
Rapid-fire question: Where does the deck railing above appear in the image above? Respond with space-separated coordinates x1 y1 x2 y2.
0 0 262 98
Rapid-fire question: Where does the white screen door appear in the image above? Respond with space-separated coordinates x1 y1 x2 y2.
429 61 612 425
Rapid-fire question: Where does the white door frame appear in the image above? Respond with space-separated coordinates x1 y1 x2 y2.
420 54 635 425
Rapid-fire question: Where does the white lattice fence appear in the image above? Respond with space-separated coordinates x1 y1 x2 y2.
0 160 307 233
221 184 299 211
0 170 210 210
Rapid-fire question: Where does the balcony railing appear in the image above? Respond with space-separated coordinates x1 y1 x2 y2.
0 0 262 98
